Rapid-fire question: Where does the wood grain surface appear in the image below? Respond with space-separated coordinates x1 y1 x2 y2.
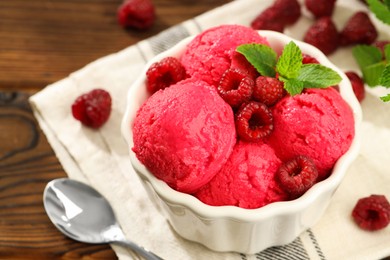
0 1 230 259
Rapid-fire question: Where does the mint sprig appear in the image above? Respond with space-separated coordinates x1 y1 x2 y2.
352 45 387 87
367 0 390 25
352 43 390 101
352 45 382 72
276 41 302 79
236 44 277 77
380 64 390 86
237 41 342 95
297 64 343 88
351 0 390 102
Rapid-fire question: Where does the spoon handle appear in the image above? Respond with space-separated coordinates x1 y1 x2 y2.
114 240 164 260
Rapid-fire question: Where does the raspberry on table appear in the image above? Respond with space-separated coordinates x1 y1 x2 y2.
71 89 112 129
276 155 318 199
235 101 273 142
146 56 187 94
273 0 301 26
253 76 286 106
251 7 285 32
345 71 365 102
304 0 337 18
352 194 390 231
217 69 254 108
303 17 339 55
251 0 301 32
117 0 155 30
340 11 378 46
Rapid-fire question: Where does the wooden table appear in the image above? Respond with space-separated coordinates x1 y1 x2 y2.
0 1 230 259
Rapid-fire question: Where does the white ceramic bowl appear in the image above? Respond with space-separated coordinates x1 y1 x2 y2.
121 30 362 254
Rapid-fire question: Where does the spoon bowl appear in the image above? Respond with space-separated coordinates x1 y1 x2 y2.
43 178 162 260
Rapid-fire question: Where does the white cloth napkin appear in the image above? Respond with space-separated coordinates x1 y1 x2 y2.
30 0 390 259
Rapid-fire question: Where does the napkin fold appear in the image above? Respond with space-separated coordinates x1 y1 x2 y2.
30 0 390 259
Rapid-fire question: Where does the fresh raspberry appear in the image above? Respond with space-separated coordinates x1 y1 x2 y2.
276 155 318 199
235 101 273 142
303 17 339 55
146 57 187 94
71 89 112 129
304 0 337 18
217 69 254 108
345 71 365 102
302 54 320 64
373 40 390 59
273 0 301 25
340 11 378 46
253 76 286 106
251 7 285 32
117 0 155 30
251 0 301 32
352 194 390 231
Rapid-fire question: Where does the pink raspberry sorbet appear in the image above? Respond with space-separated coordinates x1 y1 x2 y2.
132 79 236 193
180 24 269 87
268 87 355 180
195 141 288 209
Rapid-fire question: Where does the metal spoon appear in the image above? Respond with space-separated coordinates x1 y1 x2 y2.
43 178 163 260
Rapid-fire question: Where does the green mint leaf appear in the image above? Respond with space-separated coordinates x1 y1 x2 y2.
380 93 390 102
367 0 390 25
362 62 387 87
380 64 390 87
276 41 302 79
297 64 342 89
238 42 343 96
280 77 304 96
385 44 390 61
386 0 390 8
352 45 383 70
236 44 277 77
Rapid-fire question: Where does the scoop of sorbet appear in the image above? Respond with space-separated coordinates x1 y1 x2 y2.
180 24 269 87
196 141 288 209
132 79 236 193
268 87 355 180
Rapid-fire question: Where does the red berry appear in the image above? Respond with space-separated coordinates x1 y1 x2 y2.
352 194 390 231
305 0 337 18
273 0 301 25
276 155 318 199
251 7 285 32
217 69 254 107
71 89 112 129
235 101 273 142
117 0 155 30
251 0 301 32
340 11 378 46
146 57 187 94
345 71 365 102
302 54 320 64
253 76 286 106
304 17 339 55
